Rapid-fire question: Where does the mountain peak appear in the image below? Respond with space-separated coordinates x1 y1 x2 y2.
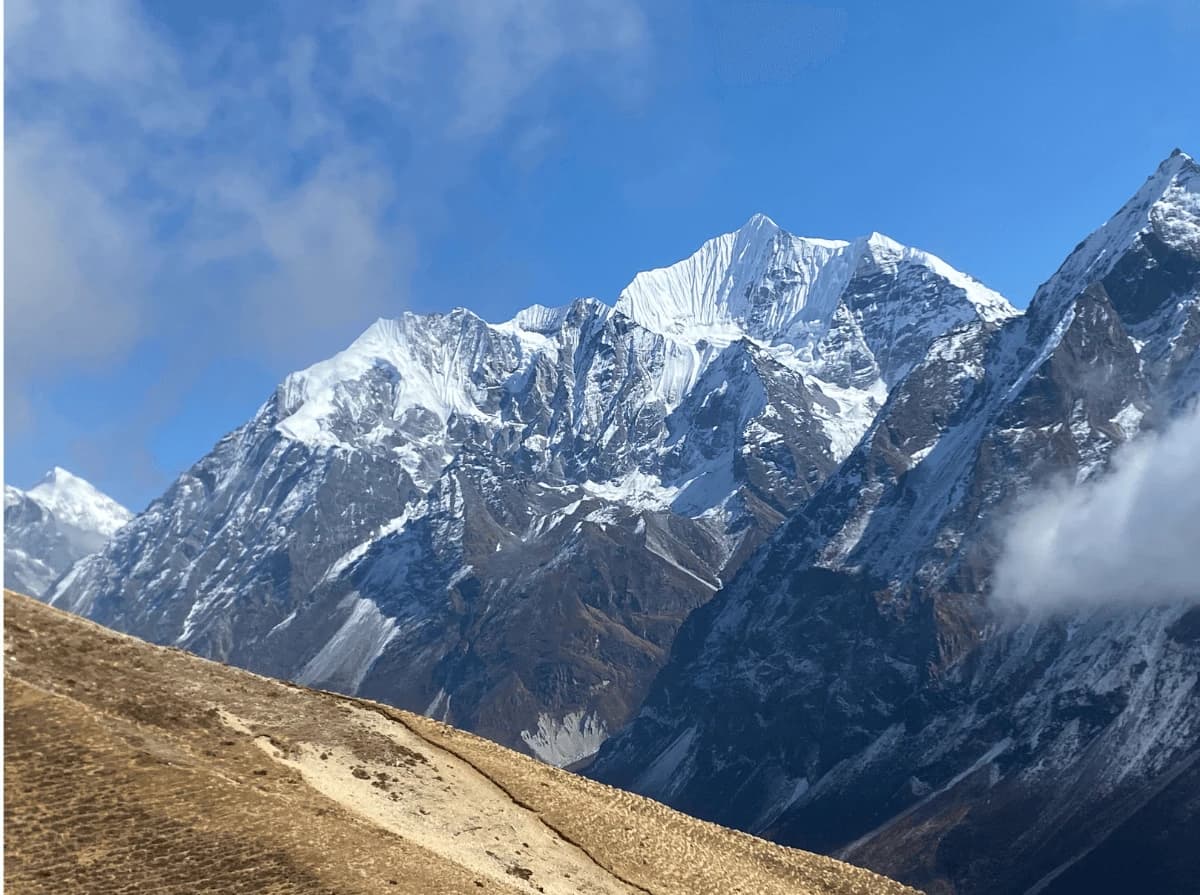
1163 146 1195 168
23 467 131 537
1032 148 1199 314
738 212 781 235
505 302 572 334
38 466 89 490
858 230 906 254
613 214 1015 351
1146 147 1197 200
614 217 846 342
31 466 95 496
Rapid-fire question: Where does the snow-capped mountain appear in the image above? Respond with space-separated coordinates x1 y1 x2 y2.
46 214 1011 766
4 467 132 597
592 150 1200 895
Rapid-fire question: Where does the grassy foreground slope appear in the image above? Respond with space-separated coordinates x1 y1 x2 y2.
3 590 918 895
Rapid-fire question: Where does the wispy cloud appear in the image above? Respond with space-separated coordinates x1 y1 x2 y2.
5 0 650 481
344 0 649 136
992 403 1200 615
6 122 149 381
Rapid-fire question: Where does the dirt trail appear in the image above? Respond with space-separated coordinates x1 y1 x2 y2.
4 590 920 895
247 705 642 895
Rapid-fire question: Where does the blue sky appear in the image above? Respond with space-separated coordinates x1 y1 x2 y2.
6 0 1199 510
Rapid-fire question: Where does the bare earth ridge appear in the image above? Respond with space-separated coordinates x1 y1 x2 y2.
3 590 918 895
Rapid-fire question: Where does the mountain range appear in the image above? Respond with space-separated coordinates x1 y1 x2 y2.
44 210 1011 768
24 149 1200 894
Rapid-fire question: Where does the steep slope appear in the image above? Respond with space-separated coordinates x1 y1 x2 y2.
592 150 1200 895
4 468 131 597
47 216 1013 764
4 589 918 895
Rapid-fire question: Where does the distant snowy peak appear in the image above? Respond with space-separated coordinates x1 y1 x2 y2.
614 215 1015 345
1033 149 1200 315
5 469 131 598
25 467 132 536
614 214 850 343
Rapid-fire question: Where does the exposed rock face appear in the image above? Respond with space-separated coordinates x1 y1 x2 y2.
46 215 1011 765
591 151 1200 894
4 468 132 598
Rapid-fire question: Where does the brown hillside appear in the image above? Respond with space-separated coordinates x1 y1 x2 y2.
3 589 919 895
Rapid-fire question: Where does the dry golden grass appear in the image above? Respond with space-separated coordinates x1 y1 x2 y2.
4 590 920 895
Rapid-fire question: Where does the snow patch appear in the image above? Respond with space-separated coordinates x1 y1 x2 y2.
322 507 424 582
424 687 451 722
581 471 681 510
296 595 398 692
1111 403 1145 439
634 725 698 796
266 610 298 637
520 710 608 767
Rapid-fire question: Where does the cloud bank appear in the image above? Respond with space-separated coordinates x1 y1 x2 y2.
992 402 1200 614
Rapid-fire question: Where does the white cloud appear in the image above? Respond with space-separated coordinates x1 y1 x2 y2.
992 402 1200 614
207 159 414 359
5 0 650 374
346 0 648 136
5 124 148 379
